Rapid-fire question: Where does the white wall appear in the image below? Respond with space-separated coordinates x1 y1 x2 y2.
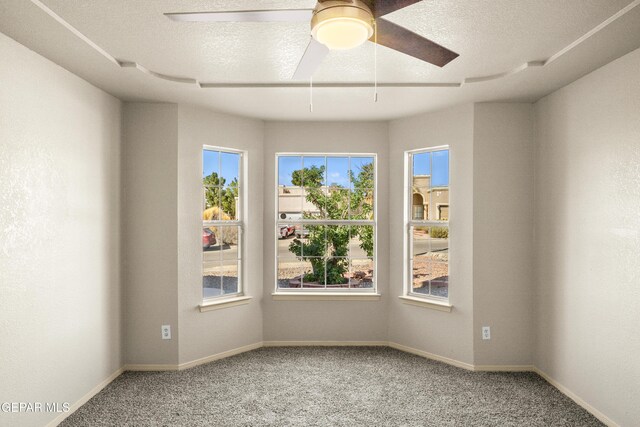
262 122 390 342
534 47 640 426
177 105 264 364
388 104 476 364
122 103 179 365
473 103 534 366
0 33 122 427
121 103 265 367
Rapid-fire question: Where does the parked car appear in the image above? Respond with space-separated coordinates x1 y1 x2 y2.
202 228 217 248
294 224 309 238
279 225 295 239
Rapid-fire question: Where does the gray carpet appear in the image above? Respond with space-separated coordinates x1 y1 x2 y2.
61 347 603 426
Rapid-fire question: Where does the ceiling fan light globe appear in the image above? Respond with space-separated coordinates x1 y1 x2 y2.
312 17 373 50
310 1 374 51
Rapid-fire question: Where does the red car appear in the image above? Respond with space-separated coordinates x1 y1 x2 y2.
279 225 295 239
202 228 217 248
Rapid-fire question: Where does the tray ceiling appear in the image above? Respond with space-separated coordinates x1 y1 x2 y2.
1 0 639 120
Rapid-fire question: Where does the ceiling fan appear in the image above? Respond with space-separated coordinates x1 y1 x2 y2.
165 0 459 80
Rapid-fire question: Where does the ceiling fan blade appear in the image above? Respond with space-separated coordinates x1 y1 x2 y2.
370 0 421 18
291 38 330 80
164 9 313 23
372 18 459 67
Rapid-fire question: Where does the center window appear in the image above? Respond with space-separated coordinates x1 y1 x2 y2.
276 155 376 292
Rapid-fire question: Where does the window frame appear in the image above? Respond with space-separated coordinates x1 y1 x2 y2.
202 145 245 301
274 152 378 294
404 146 450 302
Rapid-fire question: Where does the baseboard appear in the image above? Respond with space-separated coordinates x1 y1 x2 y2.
533 367 619 427
263 340 387 347
125 341 264 372
388 341 476 371
178 342 264 370
474 364 535 372
123 363 179 371
46 366 124 427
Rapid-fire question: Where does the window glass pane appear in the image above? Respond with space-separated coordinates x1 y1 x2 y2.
349 225 374 258
278 257 302 289
220 152 240 187
302 156 326 188
278 226 301 256
433 195 449 221
277 223 295 240
220 260 239 295
431 150 449 221
278 187 303 220
412 258 430 295
203 186 220 212
203 186 237 221
430 262 449 298
411 188 428 220
220 186 239 220
350 157 374 189
301 258 323 288
203 150 220 178
215 226 240 260
326 188 349 219
412 152 431 179
411 225 449 298
350 188 374 220
431 150 449 187
203 265 222 298
278 156 302 187
326 157 350 188
304 187 325 219
326 257 349 288
302 224 327 257
349 258 374 288
326 225 349 258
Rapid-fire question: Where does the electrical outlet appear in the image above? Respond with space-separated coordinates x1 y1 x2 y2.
482 326 491 340
161 325 171 340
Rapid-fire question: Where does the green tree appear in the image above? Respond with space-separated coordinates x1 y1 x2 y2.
291 165 324 188
203 172 238 219
288 161 374 285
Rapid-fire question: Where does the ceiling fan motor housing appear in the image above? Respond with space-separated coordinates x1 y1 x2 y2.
311 0 374 50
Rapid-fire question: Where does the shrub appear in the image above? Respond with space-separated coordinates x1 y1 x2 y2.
430 226 449 239
203 207 238 244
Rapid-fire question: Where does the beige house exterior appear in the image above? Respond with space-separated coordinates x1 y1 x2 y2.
278 180 446 221
278 186 321 219
411 175 449 220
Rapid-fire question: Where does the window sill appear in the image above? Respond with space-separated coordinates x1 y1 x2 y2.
199 296 252 312
272 292 381 301
399 295 452 312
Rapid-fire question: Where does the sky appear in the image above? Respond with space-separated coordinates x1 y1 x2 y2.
204 150 447 187
203 150 240 185
413 150 449 186
278 156 374 187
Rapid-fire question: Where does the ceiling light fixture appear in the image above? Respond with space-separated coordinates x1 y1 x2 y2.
311 1 374 50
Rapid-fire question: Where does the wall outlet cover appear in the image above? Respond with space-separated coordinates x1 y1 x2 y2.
161 325 171 340
482 326 491 340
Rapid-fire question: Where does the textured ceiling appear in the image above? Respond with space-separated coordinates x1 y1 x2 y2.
1 0 639 120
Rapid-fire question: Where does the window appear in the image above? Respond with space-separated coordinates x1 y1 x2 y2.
407 148 449 300
202 147 243 299
276 154 376 292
